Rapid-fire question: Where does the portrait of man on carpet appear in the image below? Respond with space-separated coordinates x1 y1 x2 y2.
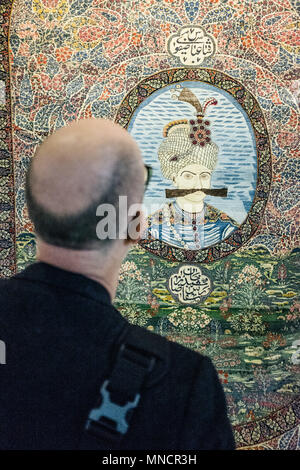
129 82 257 251
147 86 239 250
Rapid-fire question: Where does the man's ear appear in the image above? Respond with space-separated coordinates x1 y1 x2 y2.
126 208 147 245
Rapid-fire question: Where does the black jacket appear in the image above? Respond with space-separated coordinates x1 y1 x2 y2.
0 262 235 450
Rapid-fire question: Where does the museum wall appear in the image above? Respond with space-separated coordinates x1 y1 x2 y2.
0 0 299 449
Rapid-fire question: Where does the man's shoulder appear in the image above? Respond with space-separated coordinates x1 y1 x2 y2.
205 204 239 227
127 323 210 380
0 277 9 287
0 271 37 299
0 276 18 297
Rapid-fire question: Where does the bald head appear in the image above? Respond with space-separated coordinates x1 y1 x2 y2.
26 119 145 249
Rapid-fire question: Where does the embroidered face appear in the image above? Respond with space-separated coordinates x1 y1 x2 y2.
173 163 212 203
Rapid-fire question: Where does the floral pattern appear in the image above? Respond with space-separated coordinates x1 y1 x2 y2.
114 244 300 449
168 306 212 332
0 0 299 450
3 0 297 257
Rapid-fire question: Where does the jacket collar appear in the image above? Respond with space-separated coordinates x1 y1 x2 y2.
14 262 112 307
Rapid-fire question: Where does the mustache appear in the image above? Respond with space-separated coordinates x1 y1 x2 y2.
165 188 228 198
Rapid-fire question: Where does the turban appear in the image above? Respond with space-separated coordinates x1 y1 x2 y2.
157 88 219 180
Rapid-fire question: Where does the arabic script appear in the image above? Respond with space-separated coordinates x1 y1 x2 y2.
168 265 212 304
167 25 216 66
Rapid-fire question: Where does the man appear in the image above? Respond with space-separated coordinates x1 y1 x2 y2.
146 87 238 250
0 119 235 450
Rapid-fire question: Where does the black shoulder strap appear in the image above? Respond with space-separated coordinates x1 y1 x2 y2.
78 323 170 449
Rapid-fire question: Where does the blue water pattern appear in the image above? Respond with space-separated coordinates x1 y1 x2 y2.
128 81 257 224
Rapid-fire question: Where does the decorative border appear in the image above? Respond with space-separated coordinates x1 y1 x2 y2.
0 0 16 278
234 398 300 449
115 68 272 264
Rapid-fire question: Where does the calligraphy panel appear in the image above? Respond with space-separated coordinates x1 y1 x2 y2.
168 264 212 304
167 25 216 65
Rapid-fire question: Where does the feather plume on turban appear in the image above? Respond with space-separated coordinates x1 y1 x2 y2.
158 87 219 180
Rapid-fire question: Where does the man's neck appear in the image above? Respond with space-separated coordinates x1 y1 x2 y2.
175 197 205 214
36 240 124 301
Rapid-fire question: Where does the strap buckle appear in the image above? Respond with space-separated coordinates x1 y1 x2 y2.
85 342 156 442
85 380 140 438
